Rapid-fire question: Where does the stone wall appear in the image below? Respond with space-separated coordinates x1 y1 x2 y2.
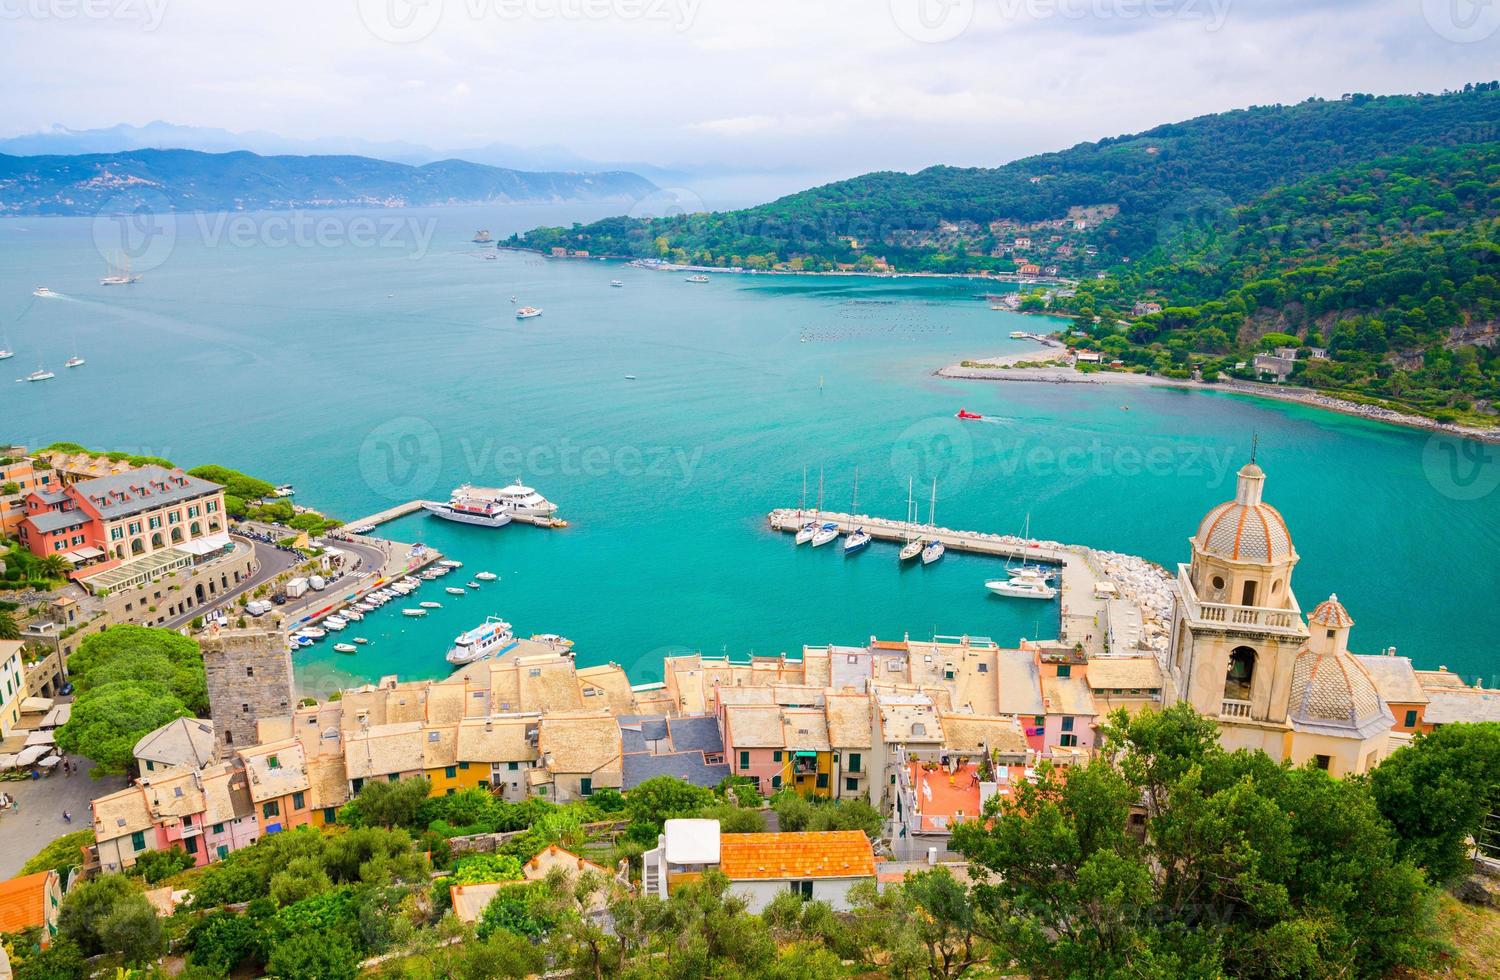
201 627 293 752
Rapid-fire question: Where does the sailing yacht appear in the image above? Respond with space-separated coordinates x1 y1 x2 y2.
843 468 870 555
899 476 923 562
920 478 944 565
811 522 841 547
0 332 13 361
793 467 817 544
64 340 84 369
24 365 55 382
1006 514 1054 579
100 252 140 285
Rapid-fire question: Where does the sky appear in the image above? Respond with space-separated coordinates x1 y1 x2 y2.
1 0 1498 191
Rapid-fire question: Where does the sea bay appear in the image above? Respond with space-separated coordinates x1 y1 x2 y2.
2 204 1496 694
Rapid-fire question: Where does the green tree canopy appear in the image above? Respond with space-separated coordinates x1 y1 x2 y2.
55 681 192 775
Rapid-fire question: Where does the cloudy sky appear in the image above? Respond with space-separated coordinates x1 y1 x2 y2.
2 0 1497 188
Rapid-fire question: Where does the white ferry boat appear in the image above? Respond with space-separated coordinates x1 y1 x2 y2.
422 489 514 528
515 306 543 319
447 616 517 666
444 481 558 518
685 274 710 284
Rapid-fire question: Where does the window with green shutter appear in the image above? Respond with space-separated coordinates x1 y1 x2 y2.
292 791 305 810
847 753 861 773
445 766 457 779
739 751 750 770
130 831 145 851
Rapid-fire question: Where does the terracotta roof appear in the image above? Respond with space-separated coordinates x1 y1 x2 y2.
1041 675 1096 717
133 717 216 770
91 784 154 840
456 717 535 763
305 756 351 810
516 655 586 713
422 725 459 769
824 694 872 748
723 705 785 748
1194 464 1295 564
781 707 830 751
424 681 467 725
537 713 621 775
1085 658 1163 691
344 721 424 780
1308 594 1355 629
0 871 55 935
237 738 310 802
1288 648 1392 738
1352 655 1428 705
938 713 1029 756
577 664 636 713
718 831 875 880
523 844 611 881
140 767 207 819
1422 687 1500 725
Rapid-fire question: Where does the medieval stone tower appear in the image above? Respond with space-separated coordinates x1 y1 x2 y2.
201 626 293 751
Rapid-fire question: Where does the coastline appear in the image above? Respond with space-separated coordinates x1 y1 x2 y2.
939 361 1500 444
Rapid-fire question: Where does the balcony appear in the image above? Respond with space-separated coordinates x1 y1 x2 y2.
1178 566 1306 636
1220 699 1253 719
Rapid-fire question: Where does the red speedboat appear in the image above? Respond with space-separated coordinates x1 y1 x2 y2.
956 409 984 420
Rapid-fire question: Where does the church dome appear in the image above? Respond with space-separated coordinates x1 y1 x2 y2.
1288 646 1391 739
1194 463 1296 564
1308 594 1354 629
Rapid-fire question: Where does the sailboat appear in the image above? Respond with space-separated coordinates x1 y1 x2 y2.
794 467 817 544
921 478 945 565
0 331 13 361
100 252 140 285
24 363 54 382
64 339 84 369
899 477 923 563
1006 514 1053 580
843 468 870 555
809 468 840 545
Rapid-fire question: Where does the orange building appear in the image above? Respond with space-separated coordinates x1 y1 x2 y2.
0 870 63 945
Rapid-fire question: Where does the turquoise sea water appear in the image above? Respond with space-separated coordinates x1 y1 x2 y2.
2 205 1497 693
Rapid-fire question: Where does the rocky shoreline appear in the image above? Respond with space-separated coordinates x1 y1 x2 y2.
938 362 1500 444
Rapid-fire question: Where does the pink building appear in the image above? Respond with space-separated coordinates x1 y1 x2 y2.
722 704 789 794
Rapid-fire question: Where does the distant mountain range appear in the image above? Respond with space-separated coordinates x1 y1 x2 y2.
0 147 658 216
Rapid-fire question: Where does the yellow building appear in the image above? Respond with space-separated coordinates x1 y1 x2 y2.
0 640 25 738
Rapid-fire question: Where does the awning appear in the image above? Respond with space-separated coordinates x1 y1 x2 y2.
24 730 56 747
19 697 53 713
793 750 819 758
16 745 47 767
37 754 60 768
63 547 105 563
176 532 233 557
0 754 17 770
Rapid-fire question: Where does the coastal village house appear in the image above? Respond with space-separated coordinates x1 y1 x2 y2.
0 448 56 539
0 870 63 946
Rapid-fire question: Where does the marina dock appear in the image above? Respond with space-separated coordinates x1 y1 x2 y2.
345 500 567 533
767 508 1172 660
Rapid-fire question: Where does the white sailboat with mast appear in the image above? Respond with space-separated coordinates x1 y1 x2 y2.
100 252 140 285
843 468 870 555
920 478 944 565
810 466 840 546
794 466 817 544
899 476 922 562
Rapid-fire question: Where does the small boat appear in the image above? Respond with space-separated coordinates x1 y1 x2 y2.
333 643 358 654
515 306 543 319
685 274 710 284
956 409 983 421
65 355 84 369
294 636 315 648
467 581 481 589
421 570 443 581
843 528 871 555
32 287 55 298
419 600 442 609
922 540 945 565
986 571 1058 599
298 628 326 640
794 521 818 545
353 637 369 645
624 374 636 380
0 341 12 361
402 608 427 617
440 559 464 568
322 617 347 631
343 609 364 621
530 633 574 652
900 539 924 562
446 587 467 595
610 280 624 287
475 571 498 581
271 484 295 497
811 522 840 547
24 367 54 382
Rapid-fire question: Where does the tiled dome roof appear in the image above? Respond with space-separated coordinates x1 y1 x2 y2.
1288 647 1390 738
1195 463 1295 564
1308 594 1354 629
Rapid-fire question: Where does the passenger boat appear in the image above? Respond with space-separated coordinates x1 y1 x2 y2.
685 274 710 283
402 608 427 617
515 306 543 319
446 586 467 595
32 287 56 297
422 490 514 528
474 480 559 517
474 571 498 581
447 616 517 666
333 643 358 654
811 522 840 547
986 570 1058 599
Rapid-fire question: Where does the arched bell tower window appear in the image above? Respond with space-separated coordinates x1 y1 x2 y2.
1225 646 1256 701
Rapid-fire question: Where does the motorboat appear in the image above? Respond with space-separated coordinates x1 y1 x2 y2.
843 528 871 555
1008 564 1055 581
322 617 347 631
986 571 1058 600
353 637 369 645
467 580 482 589
794 521 818 545
530 633 575 653
402 608 427 617
515 306 543 319
956 409 983 421
440 559 464 568
446 586 467 595
271 484 295 497
685 274 710 283
293 635 315 648
610 280 624 287
624 374 636 380
32 287 55 298
297 628 326 640
419 600 442 609
333 643 357 654
24 367 54 382
475 571 498 581
342 609 363 621
447 616 517 666
811 522 840 547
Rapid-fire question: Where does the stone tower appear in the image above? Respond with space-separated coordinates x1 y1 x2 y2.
1166 462 1311 756
201 626 293 751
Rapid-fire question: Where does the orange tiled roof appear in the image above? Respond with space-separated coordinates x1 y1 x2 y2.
718 831 875 880
0 871 53 934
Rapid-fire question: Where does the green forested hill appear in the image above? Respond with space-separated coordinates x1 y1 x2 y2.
512 85 1500 273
